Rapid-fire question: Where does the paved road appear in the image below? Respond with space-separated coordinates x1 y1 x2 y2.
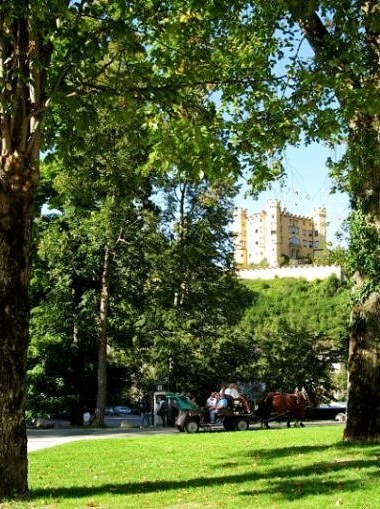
27 420 343 452
27 426 175 452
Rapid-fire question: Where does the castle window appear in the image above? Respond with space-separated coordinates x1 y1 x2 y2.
314 230 319 236
289 236 300 246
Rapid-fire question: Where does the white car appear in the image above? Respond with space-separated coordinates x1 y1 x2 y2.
114 406 132 415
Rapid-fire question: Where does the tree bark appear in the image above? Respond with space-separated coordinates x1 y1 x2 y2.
343 116 380 441
93 246 112 427
0 172 33 498
287 2 380 442
345 291 380 441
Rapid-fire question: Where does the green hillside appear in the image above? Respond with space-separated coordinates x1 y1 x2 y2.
240 276 350 339
236 275 351 397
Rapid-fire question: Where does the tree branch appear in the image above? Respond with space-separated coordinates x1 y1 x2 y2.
288 6 362 92
296 10 330 55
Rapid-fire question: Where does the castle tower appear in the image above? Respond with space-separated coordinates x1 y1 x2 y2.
232 208 248 266
312 207 327 260
264 199 281 267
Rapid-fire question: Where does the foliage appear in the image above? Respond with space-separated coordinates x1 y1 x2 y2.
253 327 339 397
318 245 348 268
346 209 380 303
241 277 350 342
29 149 245 414
238 276 351 398
128 176 250 401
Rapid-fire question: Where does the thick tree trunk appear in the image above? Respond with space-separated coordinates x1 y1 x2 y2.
0 180 32 497
344 292 380 441
344 118 380 442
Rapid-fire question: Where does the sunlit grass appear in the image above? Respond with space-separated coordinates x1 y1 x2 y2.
3 426 380 508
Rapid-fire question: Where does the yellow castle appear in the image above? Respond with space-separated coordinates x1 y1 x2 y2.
233 199 327 268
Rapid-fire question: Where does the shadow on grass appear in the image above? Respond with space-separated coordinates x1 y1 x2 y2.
30 456 379 502
239 456 379 500
231 441 380 464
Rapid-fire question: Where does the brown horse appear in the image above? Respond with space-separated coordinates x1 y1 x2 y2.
256 388 310 428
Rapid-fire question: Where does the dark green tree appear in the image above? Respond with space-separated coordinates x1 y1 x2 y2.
239 277 350 399
139 175 249 400
29 101 161 425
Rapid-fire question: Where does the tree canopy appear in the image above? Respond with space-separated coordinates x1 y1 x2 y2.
1 0 380 498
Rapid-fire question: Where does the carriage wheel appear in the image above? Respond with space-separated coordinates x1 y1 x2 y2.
235 418 249 431
185 419 200 433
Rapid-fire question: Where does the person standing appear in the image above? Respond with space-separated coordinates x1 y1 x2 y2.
158 396 169 426
139 397 151 429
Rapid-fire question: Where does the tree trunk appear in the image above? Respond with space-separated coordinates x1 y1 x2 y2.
344 292 380 441
0 178 32 498
344 117 380 442
291 4 380 442
93 246 112 427
0 5 49 495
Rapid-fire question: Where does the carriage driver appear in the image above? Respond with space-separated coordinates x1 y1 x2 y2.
224 383 250 413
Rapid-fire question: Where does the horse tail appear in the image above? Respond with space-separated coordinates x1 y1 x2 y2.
255 393 273 420
261 392 276 420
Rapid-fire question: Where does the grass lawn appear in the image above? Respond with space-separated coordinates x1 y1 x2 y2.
3 425 380 509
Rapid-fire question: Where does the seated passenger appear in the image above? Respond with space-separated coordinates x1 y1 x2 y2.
216 394 229 412
206 392 219 424
186 392 196 404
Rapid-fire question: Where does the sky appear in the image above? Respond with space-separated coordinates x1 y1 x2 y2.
234 142 350 248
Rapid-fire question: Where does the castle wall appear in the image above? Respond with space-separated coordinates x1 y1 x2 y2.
238 265 342 281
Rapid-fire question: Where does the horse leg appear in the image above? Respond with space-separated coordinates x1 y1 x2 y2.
260 402 272 429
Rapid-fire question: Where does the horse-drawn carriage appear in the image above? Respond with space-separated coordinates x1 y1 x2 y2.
165 392 253 433
165 388 311 433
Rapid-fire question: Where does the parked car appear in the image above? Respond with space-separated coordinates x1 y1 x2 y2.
308 401 347 421
113 405 132 415
104 407 115 415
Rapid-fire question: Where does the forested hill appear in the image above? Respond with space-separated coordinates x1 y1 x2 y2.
239 276 350 340
236 275 351 396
